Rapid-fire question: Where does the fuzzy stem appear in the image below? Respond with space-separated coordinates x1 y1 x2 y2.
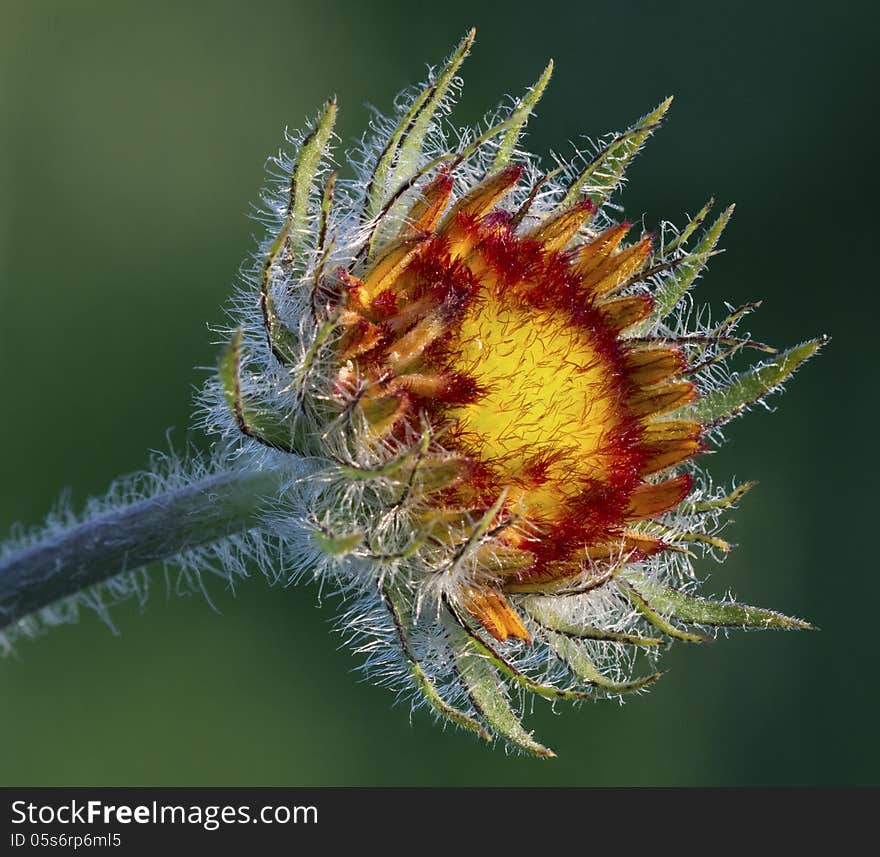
0 467 284 631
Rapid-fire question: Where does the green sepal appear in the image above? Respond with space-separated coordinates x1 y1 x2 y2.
452 611 596 702
336 448 419 481
288 311 342 402
219 329 298 453
618 578 707 643
365 29 475 220
623 573 814 630
662 197 714 257
311 528 363 557
287 98 338 255
561 96 672 210
445 490 510 577
545 631 663 694
522 596 663 647
443 611 556 758
690 481 757 513
489 60 554 172
316 170 336 255
259 223 301 365
259 99 336 362
684 337 828 427
644 204 735 328
647 521 732 554
382 584 491 742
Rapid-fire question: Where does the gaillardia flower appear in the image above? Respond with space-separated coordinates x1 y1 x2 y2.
0 30 825 756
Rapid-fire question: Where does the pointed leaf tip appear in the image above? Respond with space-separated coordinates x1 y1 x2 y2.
286 98 338 255
383 584 492 742
692 480 758 513
444 612 556 758
645 203 735 327
490 59 555 172
624 574 815 631
365 29 475 220
561 96 674 210
663 196 715 256
687 335 828 427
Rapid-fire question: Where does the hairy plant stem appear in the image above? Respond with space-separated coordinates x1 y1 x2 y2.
0 466 285 631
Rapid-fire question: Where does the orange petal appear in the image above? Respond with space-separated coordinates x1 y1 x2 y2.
581 235 653 297
391 371 480 404
462 587 531 643
528 199 595 253
626 474 693 519
386 313 448 372
381 292 439 336
582 532 668 561
620 532 668 557
339 314 385 360
503 557 620 594
597 294 653 332
642 439 701 474
400 170 454 238
629 382 696 418
640 421 702 474
360 236 428 302
572 222 630 276
338 270 370 314
390 372 450 397
441 165 523 228
624 346 686 386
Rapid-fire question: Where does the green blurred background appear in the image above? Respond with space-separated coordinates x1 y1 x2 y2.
1 0 874 785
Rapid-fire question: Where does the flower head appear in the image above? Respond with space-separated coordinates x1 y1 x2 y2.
202 30 824 756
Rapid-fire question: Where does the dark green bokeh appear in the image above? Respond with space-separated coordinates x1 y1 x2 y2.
1 0 874 785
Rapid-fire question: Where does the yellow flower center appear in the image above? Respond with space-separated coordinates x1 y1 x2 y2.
447 300 623 518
